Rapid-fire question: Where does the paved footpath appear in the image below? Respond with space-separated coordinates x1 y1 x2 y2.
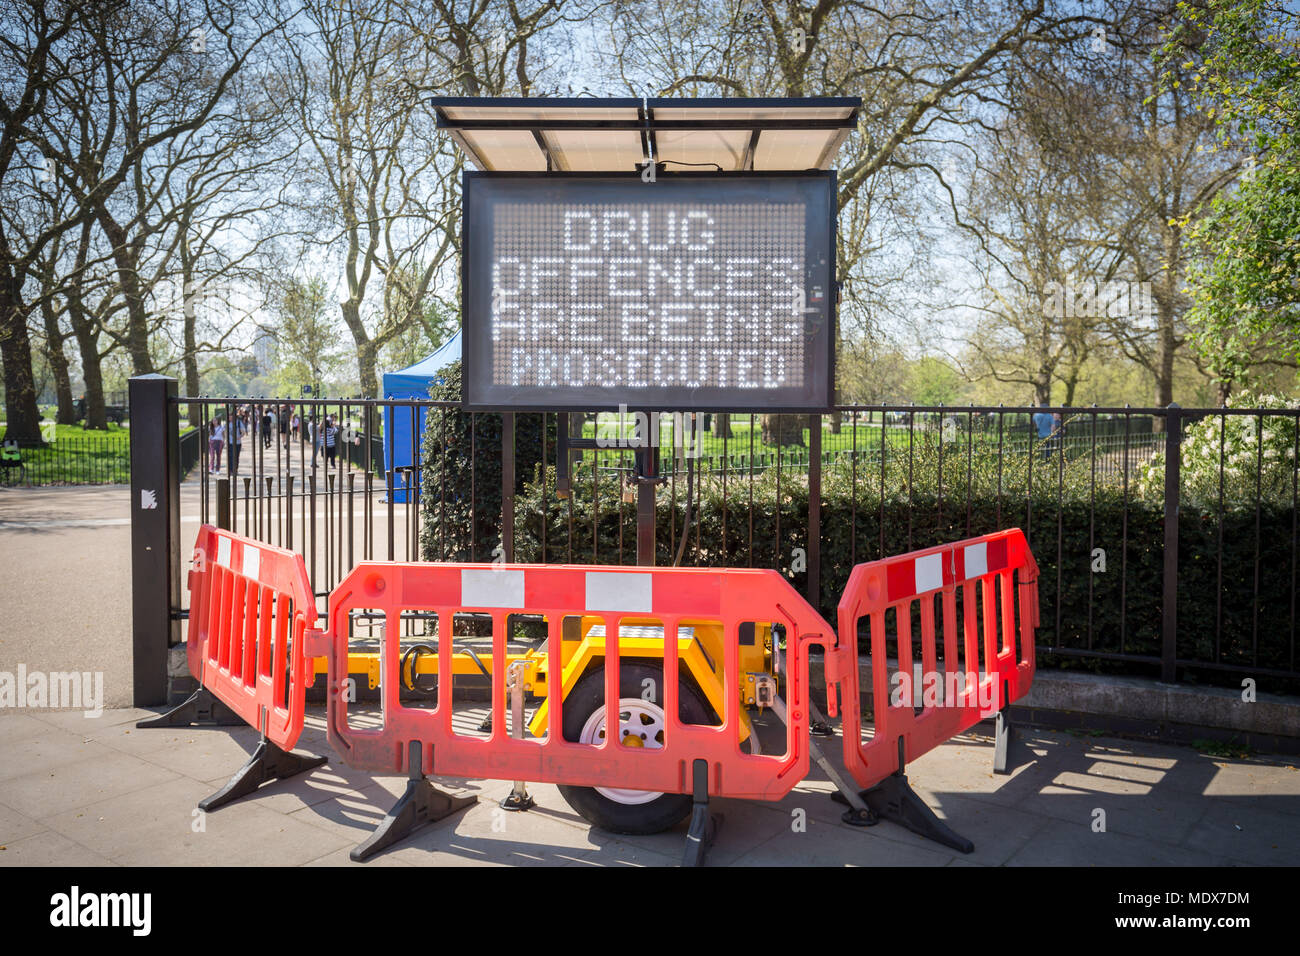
0 481 413 710
2 484 1298 865
0 705 1296 866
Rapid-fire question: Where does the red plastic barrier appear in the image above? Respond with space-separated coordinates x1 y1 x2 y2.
827 528 1039 789
186 524 318 750
320 562 836 801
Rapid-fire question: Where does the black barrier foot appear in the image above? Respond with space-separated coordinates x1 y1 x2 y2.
499 788 535 811
830 738 973 853
840 805 878 828
682 758 722 867
993 707 1012 775
198 737 327 812
351 744 476 863
136 686 243 729
861 770 973 854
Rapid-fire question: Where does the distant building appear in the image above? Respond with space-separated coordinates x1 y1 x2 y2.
252 331 278 377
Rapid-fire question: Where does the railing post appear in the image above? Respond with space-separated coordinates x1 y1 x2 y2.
808 413 821 608
502 412 515 562
129 374 180 706
1161 403 1181 683
216 477 231 530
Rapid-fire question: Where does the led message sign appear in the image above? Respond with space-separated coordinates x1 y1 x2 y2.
462 172 835 410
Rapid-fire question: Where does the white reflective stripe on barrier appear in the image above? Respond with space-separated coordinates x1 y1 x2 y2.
585 571 653 613
915 553 943 593
460 568 524 608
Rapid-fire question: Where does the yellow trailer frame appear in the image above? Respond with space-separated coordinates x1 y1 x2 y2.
320 615 779 743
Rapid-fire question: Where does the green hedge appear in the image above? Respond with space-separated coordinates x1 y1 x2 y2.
419 388 1298 691
418 361 555 562
506 462 1297 689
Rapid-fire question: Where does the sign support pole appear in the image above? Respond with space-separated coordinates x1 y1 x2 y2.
129 374 180 706
636 436 656 567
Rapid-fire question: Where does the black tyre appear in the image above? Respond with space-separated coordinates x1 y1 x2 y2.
556 660 715 834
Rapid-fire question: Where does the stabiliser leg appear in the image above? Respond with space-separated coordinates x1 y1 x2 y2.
136 686 244 729
832 738 974 854
199 735 327 811
351 743 476 863
681 758 721 867
807 698 835 737
993 705 1012 775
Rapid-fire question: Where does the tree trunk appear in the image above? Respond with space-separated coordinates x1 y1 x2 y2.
1152 297 1177 432
40 295 76 425
0 283 45 445
711 412 733 439
761 413 804 447
1062 369 1081 407
342 299 378 397
96 209 154 375
67 283 108 431
1216 378 1232 407
181 244 201 424
1156 303 1177 408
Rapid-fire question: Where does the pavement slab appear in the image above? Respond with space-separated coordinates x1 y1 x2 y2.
0 707 1295 866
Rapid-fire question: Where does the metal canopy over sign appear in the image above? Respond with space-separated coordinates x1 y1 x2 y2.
429 96 860 173
436 97 860 412
462 170 837 411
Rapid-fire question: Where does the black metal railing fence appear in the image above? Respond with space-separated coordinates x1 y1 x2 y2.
144 394 1299 693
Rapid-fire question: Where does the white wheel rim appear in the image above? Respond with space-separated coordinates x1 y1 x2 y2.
578 697 667 805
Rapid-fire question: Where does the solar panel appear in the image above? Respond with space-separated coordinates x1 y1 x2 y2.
429 96 860 173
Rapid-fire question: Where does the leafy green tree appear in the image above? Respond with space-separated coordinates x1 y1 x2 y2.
269 275 345 394
906 356 967 406
1161 0 1300 398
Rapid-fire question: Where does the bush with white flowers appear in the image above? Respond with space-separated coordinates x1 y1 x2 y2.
1137 391 1300 508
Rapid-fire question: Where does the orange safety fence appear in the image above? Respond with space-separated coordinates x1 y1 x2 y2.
827 528 1039 790
185 524 318 750
315 561 837 801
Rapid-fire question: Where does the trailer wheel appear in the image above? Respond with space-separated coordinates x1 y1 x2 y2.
557 661 714 834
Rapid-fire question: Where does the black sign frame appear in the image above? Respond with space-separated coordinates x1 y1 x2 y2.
460 170 837 412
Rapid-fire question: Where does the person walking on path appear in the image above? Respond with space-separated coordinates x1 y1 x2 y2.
208 418 225 472
230 410 247 473
323 415 338 467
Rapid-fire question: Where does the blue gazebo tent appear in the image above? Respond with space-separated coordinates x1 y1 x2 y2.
381 330 461 503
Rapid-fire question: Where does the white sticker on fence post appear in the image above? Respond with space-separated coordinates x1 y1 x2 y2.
216 536 232 569
461 568 524 608
241 544 260 580
964 541 987 579
585 571 653 613
915 553 943 593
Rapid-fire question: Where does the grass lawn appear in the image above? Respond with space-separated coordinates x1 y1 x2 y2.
576 417 959 465
0 419 207 485
0 421 131 484
19 422 131 442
